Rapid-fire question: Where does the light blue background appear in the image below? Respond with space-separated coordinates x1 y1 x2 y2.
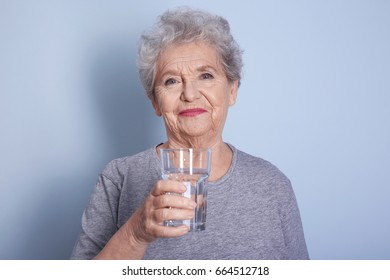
1 0 389 259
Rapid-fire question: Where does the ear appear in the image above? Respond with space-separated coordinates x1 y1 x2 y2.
228 80 239 106
150 95 162 116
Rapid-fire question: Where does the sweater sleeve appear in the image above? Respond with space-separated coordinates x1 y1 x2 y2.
278 179 310 259
70 173 121 259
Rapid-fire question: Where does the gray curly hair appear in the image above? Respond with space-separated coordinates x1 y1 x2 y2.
137 7 243 99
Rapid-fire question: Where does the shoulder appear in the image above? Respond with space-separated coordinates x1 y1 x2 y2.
233 147 299 210
232 148 293 197
236 149 290 183
100 147 157 186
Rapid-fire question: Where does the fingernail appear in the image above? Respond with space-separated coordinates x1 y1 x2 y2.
180 225 190 233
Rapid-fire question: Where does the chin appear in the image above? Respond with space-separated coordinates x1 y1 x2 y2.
181 128 212 138
178 123 218 139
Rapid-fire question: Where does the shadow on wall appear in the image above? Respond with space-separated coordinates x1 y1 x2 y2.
10 41 162 259
12 172 95 259
90 40 162 159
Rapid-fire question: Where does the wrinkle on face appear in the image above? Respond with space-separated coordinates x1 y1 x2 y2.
152 42 238 147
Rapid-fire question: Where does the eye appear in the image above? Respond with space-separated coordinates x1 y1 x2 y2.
201 73 213 80
165 78 178 86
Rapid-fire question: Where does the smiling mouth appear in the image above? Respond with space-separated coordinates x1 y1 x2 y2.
178 108 207 117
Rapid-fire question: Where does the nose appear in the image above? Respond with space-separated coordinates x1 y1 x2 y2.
181 80 201 102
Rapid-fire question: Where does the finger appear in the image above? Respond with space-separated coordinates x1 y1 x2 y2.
154 193 196 210
153 208 195 223
154 224 190 238
152 180 187 196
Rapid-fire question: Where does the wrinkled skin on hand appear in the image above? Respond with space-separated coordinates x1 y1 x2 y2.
125 179 197 245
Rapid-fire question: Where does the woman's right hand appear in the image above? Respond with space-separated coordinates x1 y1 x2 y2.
124 180 197 245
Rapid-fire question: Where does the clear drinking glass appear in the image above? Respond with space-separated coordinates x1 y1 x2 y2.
160 148 211 231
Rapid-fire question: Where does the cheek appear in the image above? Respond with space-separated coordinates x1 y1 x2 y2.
209 100 229 126
155 90 177 113
207 87 232 123
207 86 231 111
155 92 181 126
210 106 227 124
160 100 177 116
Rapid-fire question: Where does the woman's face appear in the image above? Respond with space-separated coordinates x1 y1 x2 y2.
152 42 238 146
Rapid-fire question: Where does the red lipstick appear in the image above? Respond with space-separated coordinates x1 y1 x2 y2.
178 108 207 117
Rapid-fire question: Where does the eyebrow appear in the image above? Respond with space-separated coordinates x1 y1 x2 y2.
196 65 218 73
159 65 218 76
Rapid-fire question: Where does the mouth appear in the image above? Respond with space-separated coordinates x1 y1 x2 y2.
178 108 208 117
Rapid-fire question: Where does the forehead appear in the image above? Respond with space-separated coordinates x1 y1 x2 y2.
156 42 223 74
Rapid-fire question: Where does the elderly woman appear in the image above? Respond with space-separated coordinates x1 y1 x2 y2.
71 7 309 260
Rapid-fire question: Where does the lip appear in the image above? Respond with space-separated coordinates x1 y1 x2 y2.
178 108 208 117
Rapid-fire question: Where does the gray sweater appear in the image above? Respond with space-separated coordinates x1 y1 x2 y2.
71 144 309 259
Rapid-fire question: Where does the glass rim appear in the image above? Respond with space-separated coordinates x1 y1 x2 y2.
160 147 211 152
